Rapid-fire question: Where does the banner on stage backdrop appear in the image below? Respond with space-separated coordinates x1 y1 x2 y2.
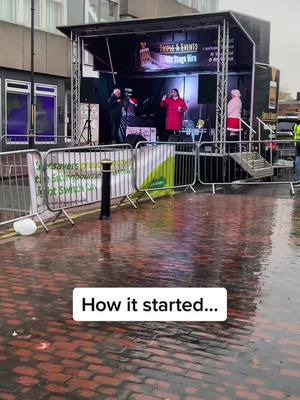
27 145 176 214
137 35 236 72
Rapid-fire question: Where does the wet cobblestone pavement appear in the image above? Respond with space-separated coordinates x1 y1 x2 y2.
0 188 300 400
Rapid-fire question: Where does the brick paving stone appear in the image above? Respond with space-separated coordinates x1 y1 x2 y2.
15 377 39 387
41 372 71 384
0 190 300 399
13 367 38 377
256 388 285 399
0 394 16 400
280 368 300 378
185 387 198 395
88 364 113 374
76 390 98 399
235 391 261 400
37 363 64 373
144 378 170 389
93 375 122 386
185 397 205 400
131 395 160 400
153 391 180 400
67 379 98 391
46 384 70 394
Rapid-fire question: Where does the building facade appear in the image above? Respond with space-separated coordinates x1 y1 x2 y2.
0 0 218 149
278 93 300 117
0 0 120 150
177 0 219 13
119 0 219 19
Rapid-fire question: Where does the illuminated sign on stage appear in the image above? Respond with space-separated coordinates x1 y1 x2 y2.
138 37 235 71
159 43 199 53
159 42 199 66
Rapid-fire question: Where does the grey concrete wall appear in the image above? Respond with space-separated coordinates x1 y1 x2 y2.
120 0 197 19
0 21 70 78
67 0 84 26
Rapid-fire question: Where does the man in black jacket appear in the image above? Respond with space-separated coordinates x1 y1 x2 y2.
107 88 122 143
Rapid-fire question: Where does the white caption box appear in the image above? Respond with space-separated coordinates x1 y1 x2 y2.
73 288 227 322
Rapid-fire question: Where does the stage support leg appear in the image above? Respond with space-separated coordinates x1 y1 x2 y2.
215 19 229 154
71 32 81 146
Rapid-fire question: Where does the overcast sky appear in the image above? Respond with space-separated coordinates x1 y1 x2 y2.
219 0 300 98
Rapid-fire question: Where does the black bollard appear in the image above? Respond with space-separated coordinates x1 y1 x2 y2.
100 159 113 220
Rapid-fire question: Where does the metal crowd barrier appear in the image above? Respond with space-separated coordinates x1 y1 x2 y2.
198 139 299 193
0 149 48 232
2 139 299 234
43 144 136 223
134 141 197 203
0 134 75 153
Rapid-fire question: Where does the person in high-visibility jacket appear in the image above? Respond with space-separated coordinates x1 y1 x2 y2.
294 122 300 156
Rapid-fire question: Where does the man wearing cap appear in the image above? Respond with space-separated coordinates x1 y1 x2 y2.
108 88 122 144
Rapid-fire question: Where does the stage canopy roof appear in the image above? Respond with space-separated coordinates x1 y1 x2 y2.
58 11 270 65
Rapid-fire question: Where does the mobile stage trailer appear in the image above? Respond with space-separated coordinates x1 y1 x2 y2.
58 12 280 146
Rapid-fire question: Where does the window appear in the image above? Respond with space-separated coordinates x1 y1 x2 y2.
100 0 118 21
5 81 31 144
24 0 41 28
85 0 118 23
87 0 100 23
108 0 118 18
0 0 16 22
5 81 57 144
46 0 63 32
35 85 57 144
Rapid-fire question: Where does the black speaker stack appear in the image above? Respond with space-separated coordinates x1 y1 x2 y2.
80 77 100 104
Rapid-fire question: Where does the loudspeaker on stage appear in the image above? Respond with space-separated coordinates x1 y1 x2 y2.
80 77 100 104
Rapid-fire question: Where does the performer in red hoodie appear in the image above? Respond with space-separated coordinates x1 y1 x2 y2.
160 88 187 141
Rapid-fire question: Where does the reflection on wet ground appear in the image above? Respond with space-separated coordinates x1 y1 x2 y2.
0 187 300 399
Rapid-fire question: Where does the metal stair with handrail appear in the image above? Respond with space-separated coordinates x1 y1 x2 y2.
228 118 274 180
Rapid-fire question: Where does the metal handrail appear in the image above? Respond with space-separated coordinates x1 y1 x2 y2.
256 117 276 164
256 117 276 134
239 118 256 134
239 117 256 152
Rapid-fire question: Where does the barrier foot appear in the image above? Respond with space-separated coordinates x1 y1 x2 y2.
145 191 156 204
212 184 216 194
116 196 126 208
189 185 196 193
117 196 137 209
134 192 145 203
126 195 138 209
52 210 62 223
61 208 74 225
290 182 295 197
36 214 49 233
53 209 74 225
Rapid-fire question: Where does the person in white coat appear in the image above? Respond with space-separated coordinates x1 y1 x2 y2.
226 89 242 153
227 89 242 138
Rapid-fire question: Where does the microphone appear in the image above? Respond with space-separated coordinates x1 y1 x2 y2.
143 98 149 104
